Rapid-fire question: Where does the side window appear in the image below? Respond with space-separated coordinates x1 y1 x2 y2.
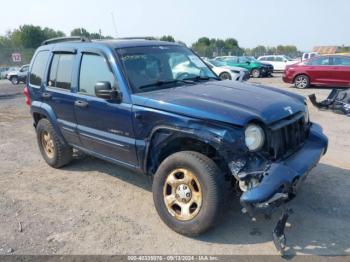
333 56 350 66
267 57 275 61
79 54 115 96
275 57 283 62
29 51 50 86
48 54 75 90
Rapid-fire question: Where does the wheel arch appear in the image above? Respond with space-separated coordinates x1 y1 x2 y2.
31 102 67 144
144 126 231 176
293 72 310 83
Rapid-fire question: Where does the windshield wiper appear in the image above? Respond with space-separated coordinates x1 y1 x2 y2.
138 79 193 90
182 76 220 82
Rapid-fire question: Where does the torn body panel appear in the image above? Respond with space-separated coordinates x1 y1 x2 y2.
236 123 328 216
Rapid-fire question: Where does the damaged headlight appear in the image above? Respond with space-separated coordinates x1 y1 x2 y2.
245 124 265 151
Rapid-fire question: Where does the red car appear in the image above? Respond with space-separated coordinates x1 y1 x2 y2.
283 55 350 88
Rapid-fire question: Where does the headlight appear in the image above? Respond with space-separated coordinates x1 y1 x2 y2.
245 124 265 151
304 105 310 123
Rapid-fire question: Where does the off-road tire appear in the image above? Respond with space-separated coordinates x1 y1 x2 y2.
36 118 73 168
152 151 224 236
251 68 261 78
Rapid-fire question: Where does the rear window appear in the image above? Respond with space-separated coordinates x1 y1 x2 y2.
29 51 50 86
48 54 75 90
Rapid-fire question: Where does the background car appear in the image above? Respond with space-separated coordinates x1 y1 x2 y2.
6 64 29 85
0 67 9 79
214 56 273 78
283 55 350 88
0 66 19 79
257 55 297 71
204 59 250 81
302 52 319 61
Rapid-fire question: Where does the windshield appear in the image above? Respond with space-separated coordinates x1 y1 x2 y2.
116 45 217 93
246 56 258 62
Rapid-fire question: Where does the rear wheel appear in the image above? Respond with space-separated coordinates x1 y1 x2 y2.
152 151 224 236
219 72 232 80
294 74 310 89
36 118 73 168
10 76 19 85
251 68 261 78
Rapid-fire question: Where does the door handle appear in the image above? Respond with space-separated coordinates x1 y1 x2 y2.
74 100 89 108
42 92 52 99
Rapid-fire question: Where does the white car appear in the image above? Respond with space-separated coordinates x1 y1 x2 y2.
204 59 250 81
257 55 297 71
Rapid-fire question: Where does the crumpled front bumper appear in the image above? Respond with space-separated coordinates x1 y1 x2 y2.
240 123 328 216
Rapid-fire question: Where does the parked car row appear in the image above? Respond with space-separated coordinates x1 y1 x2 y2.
213 56 274 78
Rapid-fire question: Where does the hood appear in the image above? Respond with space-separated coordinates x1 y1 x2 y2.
260 62 273 67
132 80 305 127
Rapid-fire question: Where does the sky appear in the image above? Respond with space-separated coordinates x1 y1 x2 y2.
0 0 349 51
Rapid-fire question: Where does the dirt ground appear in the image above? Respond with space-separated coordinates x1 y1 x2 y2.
0 75 349 256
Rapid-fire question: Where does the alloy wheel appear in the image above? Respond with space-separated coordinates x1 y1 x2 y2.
163 168 202 221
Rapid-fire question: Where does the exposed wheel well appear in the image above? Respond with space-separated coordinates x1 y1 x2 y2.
33 112 47 127
147 135 229 176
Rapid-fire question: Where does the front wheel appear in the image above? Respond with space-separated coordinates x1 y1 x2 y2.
152 151 224 236
294 74 310 89
251 69 261 78
219 72 232 80
10 76 19 85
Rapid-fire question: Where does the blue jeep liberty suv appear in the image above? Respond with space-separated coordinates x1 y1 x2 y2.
25 37 328 252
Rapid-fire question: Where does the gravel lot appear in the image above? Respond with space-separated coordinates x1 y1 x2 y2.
0 75 349 256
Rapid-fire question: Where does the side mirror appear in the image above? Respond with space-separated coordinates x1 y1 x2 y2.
246 61 250 64
95 81 122 102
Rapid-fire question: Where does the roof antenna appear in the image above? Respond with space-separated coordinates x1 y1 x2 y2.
111 12 118 38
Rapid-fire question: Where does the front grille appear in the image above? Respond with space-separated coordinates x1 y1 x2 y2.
268 112 309 160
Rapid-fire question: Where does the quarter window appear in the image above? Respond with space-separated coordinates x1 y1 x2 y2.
29 51 50 86
48 54 75 90
79 54 115 96
306 57 330 66
333 56 350 66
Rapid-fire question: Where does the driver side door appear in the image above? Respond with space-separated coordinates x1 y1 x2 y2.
74 49 138 167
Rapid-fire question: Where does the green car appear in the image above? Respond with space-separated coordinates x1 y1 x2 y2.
214 56 273 78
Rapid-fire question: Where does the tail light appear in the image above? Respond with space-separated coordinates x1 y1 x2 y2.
23 86 31 106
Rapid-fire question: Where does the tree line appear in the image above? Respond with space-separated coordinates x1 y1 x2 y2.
0 24 304 65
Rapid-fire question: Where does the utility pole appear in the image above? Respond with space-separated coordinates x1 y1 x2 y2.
111 12 118 38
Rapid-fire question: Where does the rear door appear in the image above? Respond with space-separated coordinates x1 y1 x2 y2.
74 49 138 167
331 56 350 87
304 56 332 85
43 49 81 146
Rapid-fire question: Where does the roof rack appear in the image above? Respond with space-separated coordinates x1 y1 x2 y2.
114 37 156 40
41 36 91 45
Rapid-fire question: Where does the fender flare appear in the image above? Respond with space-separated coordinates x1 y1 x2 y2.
31 101 67 144
142 124 241 174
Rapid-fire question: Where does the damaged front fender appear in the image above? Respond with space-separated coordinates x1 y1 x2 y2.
239 123 328 216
